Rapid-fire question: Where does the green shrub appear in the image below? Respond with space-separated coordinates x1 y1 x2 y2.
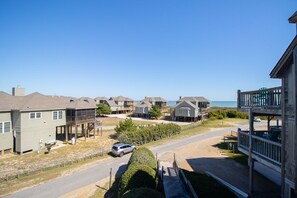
128 147 157 169
118 163 157 197
118 123 181 145
208 109 248 120
122 187 164 198
115 118 137 134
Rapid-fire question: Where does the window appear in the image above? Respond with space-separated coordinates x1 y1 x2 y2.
53 111 58 120
29 112 42 119
58 111 62 119
36 112 42 118
0 122 11 133
53 111 63 120
30 112 36 119
4 122 10 133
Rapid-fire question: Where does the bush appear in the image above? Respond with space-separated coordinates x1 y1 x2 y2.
122 187 164 198
118 163 157 197
115 118 137 134
118 123 181 145
128 147 157 169
208 109 248 120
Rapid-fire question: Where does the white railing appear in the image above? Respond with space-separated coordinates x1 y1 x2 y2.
238 131 281 165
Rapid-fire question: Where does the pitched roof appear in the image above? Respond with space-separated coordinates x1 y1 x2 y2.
110 96 133 102
105 100 118 107
141 97 167 103
177 96 210 103
0 92 97 111
270 35 297 78
94 96 108 101
135 101 152 108
174 100 198 109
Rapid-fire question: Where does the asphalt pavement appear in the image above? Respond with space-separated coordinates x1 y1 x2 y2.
5 123 251 198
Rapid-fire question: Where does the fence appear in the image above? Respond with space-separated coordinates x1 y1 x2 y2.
172 155 198 198
0 147 109 182
238 130 281 165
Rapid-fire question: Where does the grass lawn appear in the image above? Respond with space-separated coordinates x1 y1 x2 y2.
98 117 156 126
182 169 237 198
213 136 248 166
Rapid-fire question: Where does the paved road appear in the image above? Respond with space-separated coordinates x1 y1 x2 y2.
6 123 253 198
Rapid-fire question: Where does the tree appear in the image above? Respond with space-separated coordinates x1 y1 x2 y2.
115 118 137 134
96 103 111 116
149 105 162 119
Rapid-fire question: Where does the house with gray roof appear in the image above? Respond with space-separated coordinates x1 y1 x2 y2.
176 96 210 109
133 101 152 118
173 96 210 122
94 96 119 113
110 96 134 113
0 87 97 155
140 97 167 107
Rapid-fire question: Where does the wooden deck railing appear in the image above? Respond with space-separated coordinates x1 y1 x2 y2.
238 87 282 109
238 130 281 165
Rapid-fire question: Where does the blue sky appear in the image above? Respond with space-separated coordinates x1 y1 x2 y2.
0 1 296 101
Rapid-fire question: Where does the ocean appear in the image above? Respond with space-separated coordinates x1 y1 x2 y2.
167 100 237 108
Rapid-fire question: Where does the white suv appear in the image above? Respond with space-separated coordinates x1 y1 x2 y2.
111 143 136 157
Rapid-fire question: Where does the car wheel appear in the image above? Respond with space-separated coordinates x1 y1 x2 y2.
119 152 124 157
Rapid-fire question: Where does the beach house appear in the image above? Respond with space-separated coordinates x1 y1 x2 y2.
237 12 297 197
140 97 167 107
134 101 152 118
172 96 210 122
0 88 97 155
110 96 134 113
94 96 119 113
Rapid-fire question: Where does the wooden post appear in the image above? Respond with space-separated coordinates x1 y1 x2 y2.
109 168 112 189
75 125 78 144
65 125 68 142
248 109 254 195
87 123 90 138
93 122 96 139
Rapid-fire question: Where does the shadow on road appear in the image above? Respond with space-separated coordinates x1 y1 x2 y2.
186 157 280 198
104 164 127 198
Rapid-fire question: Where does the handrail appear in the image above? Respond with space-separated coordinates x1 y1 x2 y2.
173 156 198 198
238 130 281 165
238 87 281 109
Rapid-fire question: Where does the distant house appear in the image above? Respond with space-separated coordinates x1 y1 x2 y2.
0 88 97 155
176 96 210 109
110 96 134 113
172 96 210 122
134 101 152 118
94 96 119 113
140 97 167 107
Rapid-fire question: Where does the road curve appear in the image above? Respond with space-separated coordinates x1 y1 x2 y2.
6 123 253 198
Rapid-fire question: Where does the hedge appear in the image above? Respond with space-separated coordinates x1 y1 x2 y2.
208 109 248 119
118 163 157 197
122 187 164 198
128 147 157 170
118 123 181 145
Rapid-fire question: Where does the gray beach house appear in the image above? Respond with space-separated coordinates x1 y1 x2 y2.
237 12 297 197
172 96 210 122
